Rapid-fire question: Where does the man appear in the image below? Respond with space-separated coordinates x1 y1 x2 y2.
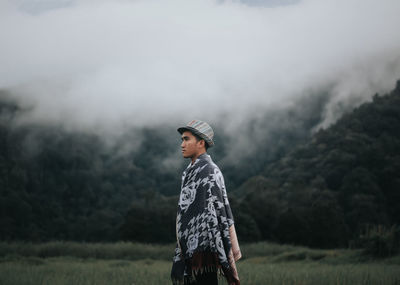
171 120 241 285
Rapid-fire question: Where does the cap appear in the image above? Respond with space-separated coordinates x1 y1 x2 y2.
177 119 214 148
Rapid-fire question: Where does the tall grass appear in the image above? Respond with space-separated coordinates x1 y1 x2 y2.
0 241 174 261
238 260 400 285
0 241 399 284
0 241 355 261
0 257 171 285
1 256 399 285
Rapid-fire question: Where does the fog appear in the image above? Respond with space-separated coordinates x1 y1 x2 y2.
1 0 400 136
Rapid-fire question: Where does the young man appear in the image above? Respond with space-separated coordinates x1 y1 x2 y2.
171 120 241 285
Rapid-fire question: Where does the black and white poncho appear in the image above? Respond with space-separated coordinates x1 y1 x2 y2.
171 153 240 285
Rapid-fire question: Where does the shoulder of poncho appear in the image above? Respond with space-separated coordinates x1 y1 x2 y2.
198 159 219 174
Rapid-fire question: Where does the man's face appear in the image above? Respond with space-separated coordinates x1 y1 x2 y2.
181 131 202 159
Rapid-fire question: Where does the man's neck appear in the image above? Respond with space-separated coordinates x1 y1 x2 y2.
191 150 207 164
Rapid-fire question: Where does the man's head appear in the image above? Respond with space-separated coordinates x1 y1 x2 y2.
180 131 208 160
178 120 214 161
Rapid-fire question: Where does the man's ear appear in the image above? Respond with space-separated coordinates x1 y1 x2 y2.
198 139 205 148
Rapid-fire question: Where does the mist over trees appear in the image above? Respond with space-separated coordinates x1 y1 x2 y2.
235 81 400 247
1 81 400 248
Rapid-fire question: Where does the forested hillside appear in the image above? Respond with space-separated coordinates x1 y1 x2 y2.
1 81 399 248
0 99 180 241
235 81 400 247
0 87 327 242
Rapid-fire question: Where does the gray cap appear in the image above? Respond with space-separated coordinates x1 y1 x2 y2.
177 119 214 147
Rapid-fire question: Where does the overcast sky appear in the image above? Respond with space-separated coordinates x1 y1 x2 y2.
1 0 400 134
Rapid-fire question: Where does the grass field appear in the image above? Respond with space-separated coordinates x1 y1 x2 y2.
1 241 399 285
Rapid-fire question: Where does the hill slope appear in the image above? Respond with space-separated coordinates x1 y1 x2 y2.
235 81 400 247
1 81 399 246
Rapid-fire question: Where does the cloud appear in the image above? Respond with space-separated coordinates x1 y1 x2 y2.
1 0 400 135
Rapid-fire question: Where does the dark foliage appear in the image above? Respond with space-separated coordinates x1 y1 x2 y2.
357 225 400 257
0 95 181 241
0 87 328 243
237 80 400 248
1 81 400 248
120 193 177 243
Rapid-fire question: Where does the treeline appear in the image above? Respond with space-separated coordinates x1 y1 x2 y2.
0 87 325 243
1 81 400 249
234 81 400 248
0 99 181 241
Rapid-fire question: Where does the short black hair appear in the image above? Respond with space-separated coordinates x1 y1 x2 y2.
192 132 209 150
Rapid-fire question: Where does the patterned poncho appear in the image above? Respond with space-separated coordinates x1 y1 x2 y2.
171 153 241 285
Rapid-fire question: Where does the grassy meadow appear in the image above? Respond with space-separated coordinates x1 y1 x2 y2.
0 241 399 285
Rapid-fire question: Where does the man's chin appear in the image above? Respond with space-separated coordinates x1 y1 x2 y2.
182 153 191 159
